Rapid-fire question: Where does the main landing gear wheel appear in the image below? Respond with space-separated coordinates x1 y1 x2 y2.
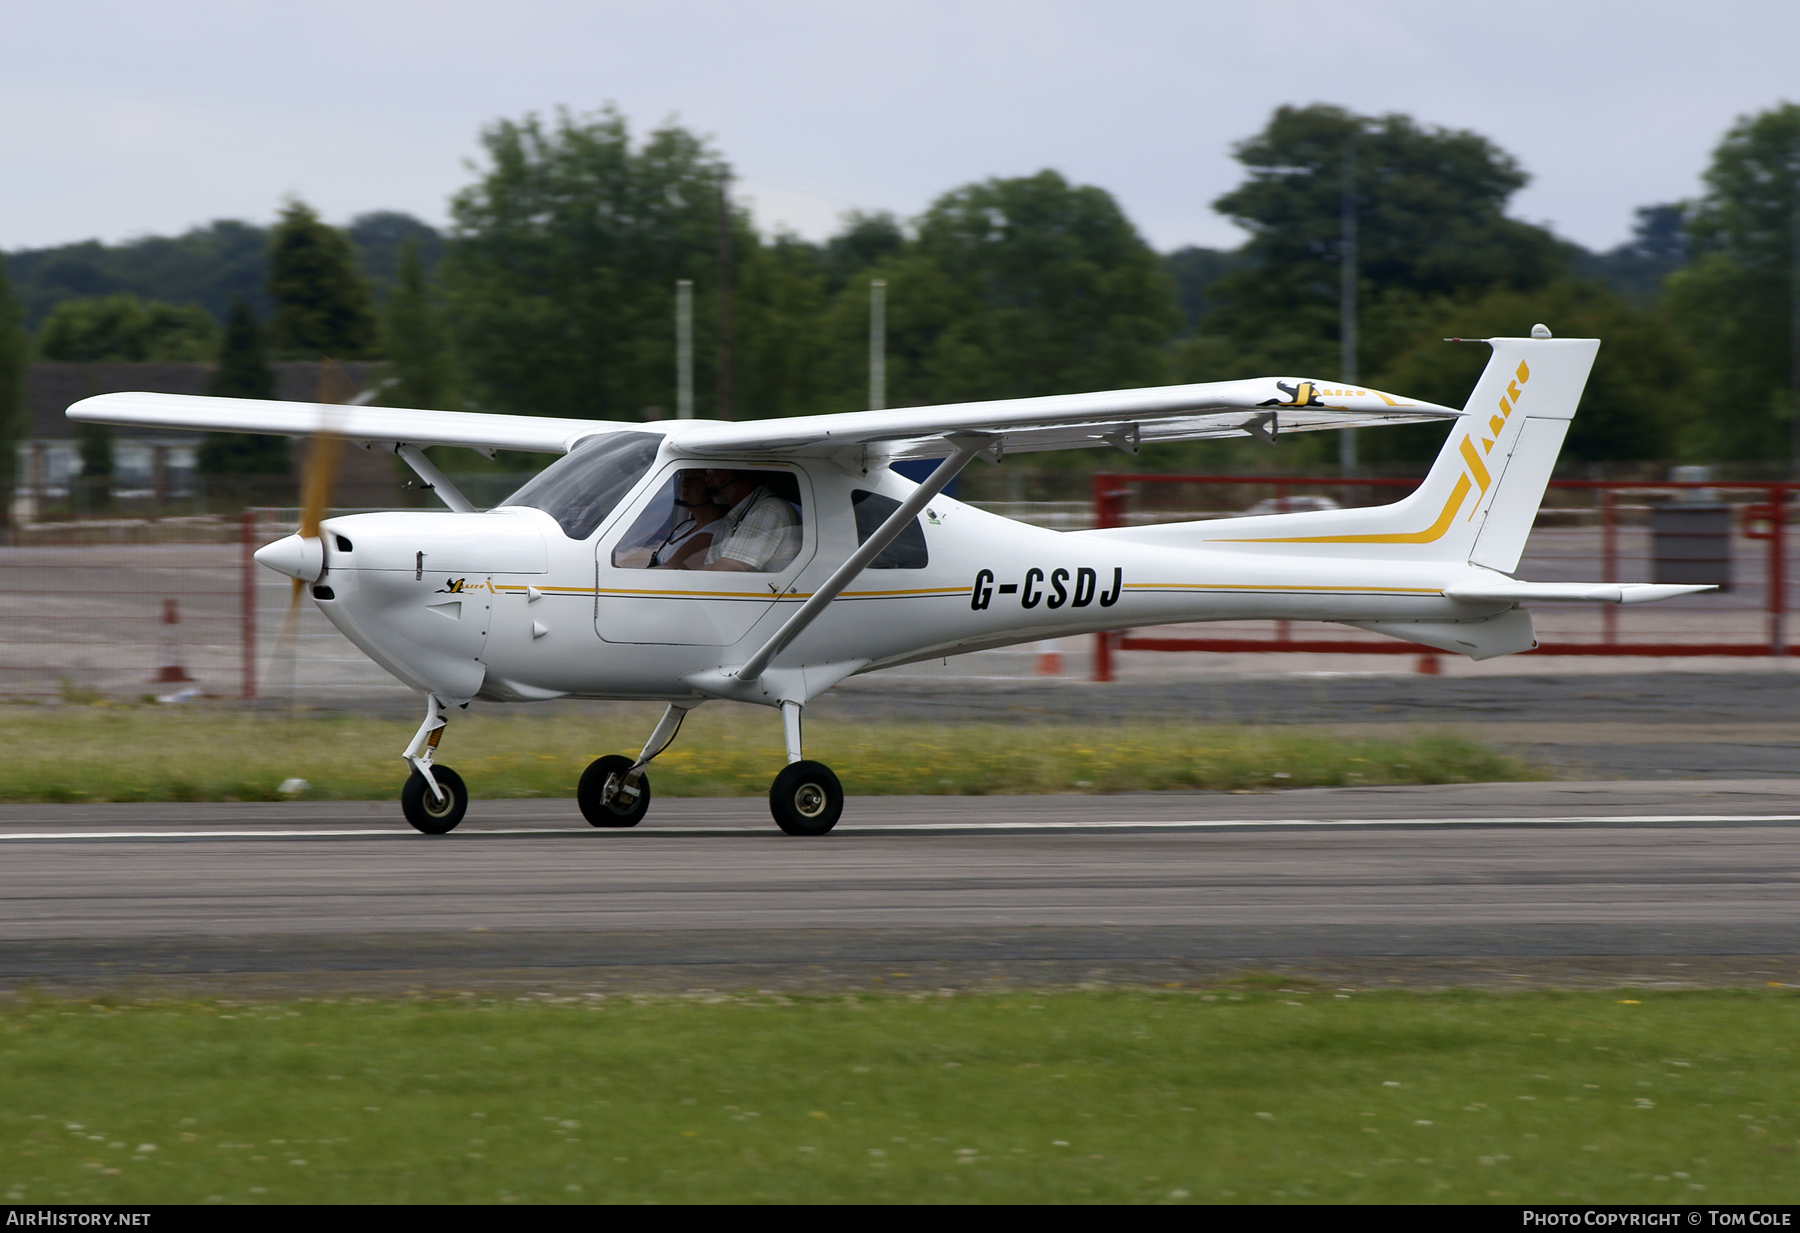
401 765 468 835
579 755 651 828
769 761 843 836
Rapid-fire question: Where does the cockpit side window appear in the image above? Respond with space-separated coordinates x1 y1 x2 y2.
499 432 663 540
851 490 929 568
611 471 713 569
612 467 804 572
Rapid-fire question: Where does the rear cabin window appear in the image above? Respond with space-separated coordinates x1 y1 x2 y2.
499 432 663 540
851 490 929 569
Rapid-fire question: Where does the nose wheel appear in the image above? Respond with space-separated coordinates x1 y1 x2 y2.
401 765 468 834
769 760 843 836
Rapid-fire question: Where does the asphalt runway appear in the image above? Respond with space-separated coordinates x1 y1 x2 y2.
6 783 1800 995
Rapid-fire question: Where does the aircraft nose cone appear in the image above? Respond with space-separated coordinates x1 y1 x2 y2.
254 533 324 581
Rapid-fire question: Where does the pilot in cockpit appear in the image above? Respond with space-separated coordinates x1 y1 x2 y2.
615 467 801 572
610 470 725 570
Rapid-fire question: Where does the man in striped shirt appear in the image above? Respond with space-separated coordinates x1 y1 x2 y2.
684 469 802 573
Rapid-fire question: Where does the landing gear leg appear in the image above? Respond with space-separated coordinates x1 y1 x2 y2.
399 693 467 834
578 701 696 828
769 700 843 836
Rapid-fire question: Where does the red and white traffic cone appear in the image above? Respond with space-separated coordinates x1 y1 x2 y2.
153 598 195 684
1415 651 1442 676
1034 639 1063 676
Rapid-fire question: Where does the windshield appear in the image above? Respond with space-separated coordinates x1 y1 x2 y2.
499 431 663 540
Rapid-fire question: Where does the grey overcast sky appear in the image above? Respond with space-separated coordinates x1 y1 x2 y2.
4 0 1796 255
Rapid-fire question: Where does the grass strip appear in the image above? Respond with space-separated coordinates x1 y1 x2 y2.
0 704 1536 803
1 987 1794 1204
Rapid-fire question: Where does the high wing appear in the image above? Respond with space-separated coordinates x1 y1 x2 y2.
665 379 1458 461
66 377 1459 461
63 392 615 455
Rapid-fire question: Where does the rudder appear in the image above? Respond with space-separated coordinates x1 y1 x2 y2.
1460 337 1598 573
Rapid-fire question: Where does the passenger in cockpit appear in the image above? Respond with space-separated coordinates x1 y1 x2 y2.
683 468 802 572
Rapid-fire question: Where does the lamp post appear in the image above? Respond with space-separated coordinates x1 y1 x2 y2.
1339 135 1359 478
869 280 887 411
675 279 693 419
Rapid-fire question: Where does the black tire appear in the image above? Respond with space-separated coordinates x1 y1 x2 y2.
769 760 843 836
578 755 651 828
401 765 468 835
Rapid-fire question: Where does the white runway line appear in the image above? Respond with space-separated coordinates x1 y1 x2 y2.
3 815 1800 841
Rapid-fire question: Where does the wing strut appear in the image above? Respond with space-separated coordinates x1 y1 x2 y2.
735 436 986 683
394 444 476 513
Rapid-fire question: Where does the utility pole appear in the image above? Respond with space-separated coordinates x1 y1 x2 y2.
675 279 694 419
869 279 887 410
715 172 734 420
1339 135 1359 477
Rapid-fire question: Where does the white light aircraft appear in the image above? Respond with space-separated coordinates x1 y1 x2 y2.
68 329 1705 835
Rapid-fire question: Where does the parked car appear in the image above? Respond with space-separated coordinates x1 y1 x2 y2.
1240 495 1340 517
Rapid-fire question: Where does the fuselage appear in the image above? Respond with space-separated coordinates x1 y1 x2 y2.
299 445 1509 707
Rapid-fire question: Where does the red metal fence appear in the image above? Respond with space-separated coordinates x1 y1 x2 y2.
0 509 411 703
7 479 1795 699
1089 474 1797 682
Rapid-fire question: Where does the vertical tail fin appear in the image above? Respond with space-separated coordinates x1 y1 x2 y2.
1199 336 1598 565
1363 335 1600 567
1455 336 1599 573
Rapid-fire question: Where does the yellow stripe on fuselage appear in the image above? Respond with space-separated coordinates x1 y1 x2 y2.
490 583 1439 601
1207 473 1471 546
1121 583 1442 594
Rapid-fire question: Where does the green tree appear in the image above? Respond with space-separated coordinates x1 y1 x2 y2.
347 212 445 303
836 170 1180 409
1665 102 1800 461
6 215 444 330
1191 105 1569 380
267 200 378 358
1374 281 1696 466
818 212 904 294
6 220 273 328
442 107 740 419
36 295 218 361
1165 246 1249 331
198 300 288 475
1573 204 1688 305
381 240 454 410
0 256 27 523
733 235 832 419
77 423 113 481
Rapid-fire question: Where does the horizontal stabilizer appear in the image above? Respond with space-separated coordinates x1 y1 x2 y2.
1443 580 1714 605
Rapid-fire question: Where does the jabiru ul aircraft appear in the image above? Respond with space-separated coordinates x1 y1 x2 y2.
67 328 1704 835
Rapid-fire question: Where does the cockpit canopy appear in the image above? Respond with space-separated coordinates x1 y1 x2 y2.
499 431 663 539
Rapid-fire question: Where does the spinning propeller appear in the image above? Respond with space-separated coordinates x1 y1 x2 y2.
258 360 359 683
293 359 355 597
